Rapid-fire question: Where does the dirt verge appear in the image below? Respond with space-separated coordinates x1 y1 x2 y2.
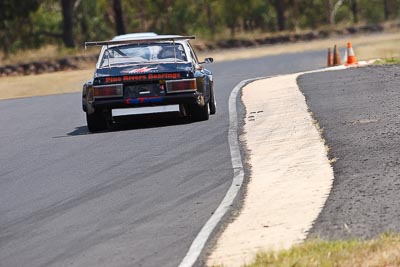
207 72 335 267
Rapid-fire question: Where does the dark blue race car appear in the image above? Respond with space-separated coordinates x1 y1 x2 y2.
82 33 216 132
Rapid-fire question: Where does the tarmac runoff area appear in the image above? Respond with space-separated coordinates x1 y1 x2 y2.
206 66 347 267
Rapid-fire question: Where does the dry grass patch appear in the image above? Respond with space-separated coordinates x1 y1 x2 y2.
374 57 400 65
212 233 400 267
0 69 93 100
200 32 400 63
246 234 400 267
0 45 98 66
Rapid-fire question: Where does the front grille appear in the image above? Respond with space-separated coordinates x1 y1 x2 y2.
124 83 165 98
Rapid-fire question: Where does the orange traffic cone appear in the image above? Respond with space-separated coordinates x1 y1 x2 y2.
327 48 333 67
342 49 348 64
333 45 341 66
346 42 357 65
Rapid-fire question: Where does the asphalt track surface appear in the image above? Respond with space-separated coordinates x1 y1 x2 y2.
298 65 400 240
0 51 323 267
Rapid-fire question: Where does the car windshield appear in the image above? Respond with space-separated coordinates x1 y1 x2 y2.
100 42 187 68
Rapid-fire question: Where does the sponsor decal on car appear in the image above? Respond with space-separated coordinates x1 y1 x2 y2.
125 97 163 105
104 73 182 84
128 66 158 74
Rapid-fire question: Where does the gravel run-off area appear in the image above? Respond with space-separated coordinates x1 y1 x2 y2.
298 64 400 240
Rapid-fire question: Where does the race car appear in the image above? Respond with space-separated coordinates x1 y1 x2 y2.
82 33 216 132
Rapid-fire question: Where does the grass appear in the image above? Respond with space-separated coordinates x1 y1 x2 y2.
0 69 93 100
247 233 400 267
206 31 400 63
0 45 98 66
212 233 400 267
373 57 400 65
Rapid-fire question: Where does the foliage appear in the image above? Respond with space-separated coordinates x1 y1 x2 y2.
238 233 400 267
374 57 400 64
73 0 113 45
0 0 41 55
2 0 400 57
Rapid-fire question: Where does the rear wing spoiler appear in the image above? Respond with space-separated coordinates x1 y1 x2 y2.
85 35 196 49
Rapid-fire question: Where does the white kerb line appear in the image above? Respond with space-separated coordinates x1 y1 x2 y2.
178 77 264 267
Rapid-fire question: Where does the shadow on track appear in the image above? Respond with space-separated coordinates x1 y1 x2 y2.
67 126 88 136
63 112 191 137
111 112 190 131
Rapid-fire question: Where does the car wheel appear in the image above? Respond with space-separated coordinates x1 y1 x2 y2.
86 110 109 132
209 87 217 115
189 103 209 122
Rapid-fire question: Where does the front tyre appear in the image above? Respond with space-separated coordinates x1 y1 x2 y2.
86 110 108 132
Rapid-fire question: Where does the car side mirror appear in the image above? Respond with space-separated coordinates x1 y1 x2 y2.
200 57 214 64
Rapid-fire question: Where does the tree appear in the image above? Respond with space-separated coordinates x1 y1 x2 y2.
0 0 41 56
113 0 126 35
205 0 217 38
4 0 400 57
384 0 390 20
220 0 243 37
351 0 358 23
274 0 285 31
327 0 345 24
61 0 75 47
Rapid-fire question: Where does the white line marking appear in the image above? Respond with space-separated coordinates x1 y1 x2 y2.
178 78 264 267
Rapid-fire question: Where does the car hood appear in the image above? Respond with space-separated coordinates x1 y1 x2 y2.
94 62 194 77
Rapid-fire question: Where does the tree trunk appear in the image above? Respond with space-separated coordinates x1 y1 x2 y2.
384 0 390 20
351 0 358 23
229 25 235 38
206 1 216 38
274 0 285 31
113 0 126 35
326 0 332 24
61 0 75 48
329 0 345 25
